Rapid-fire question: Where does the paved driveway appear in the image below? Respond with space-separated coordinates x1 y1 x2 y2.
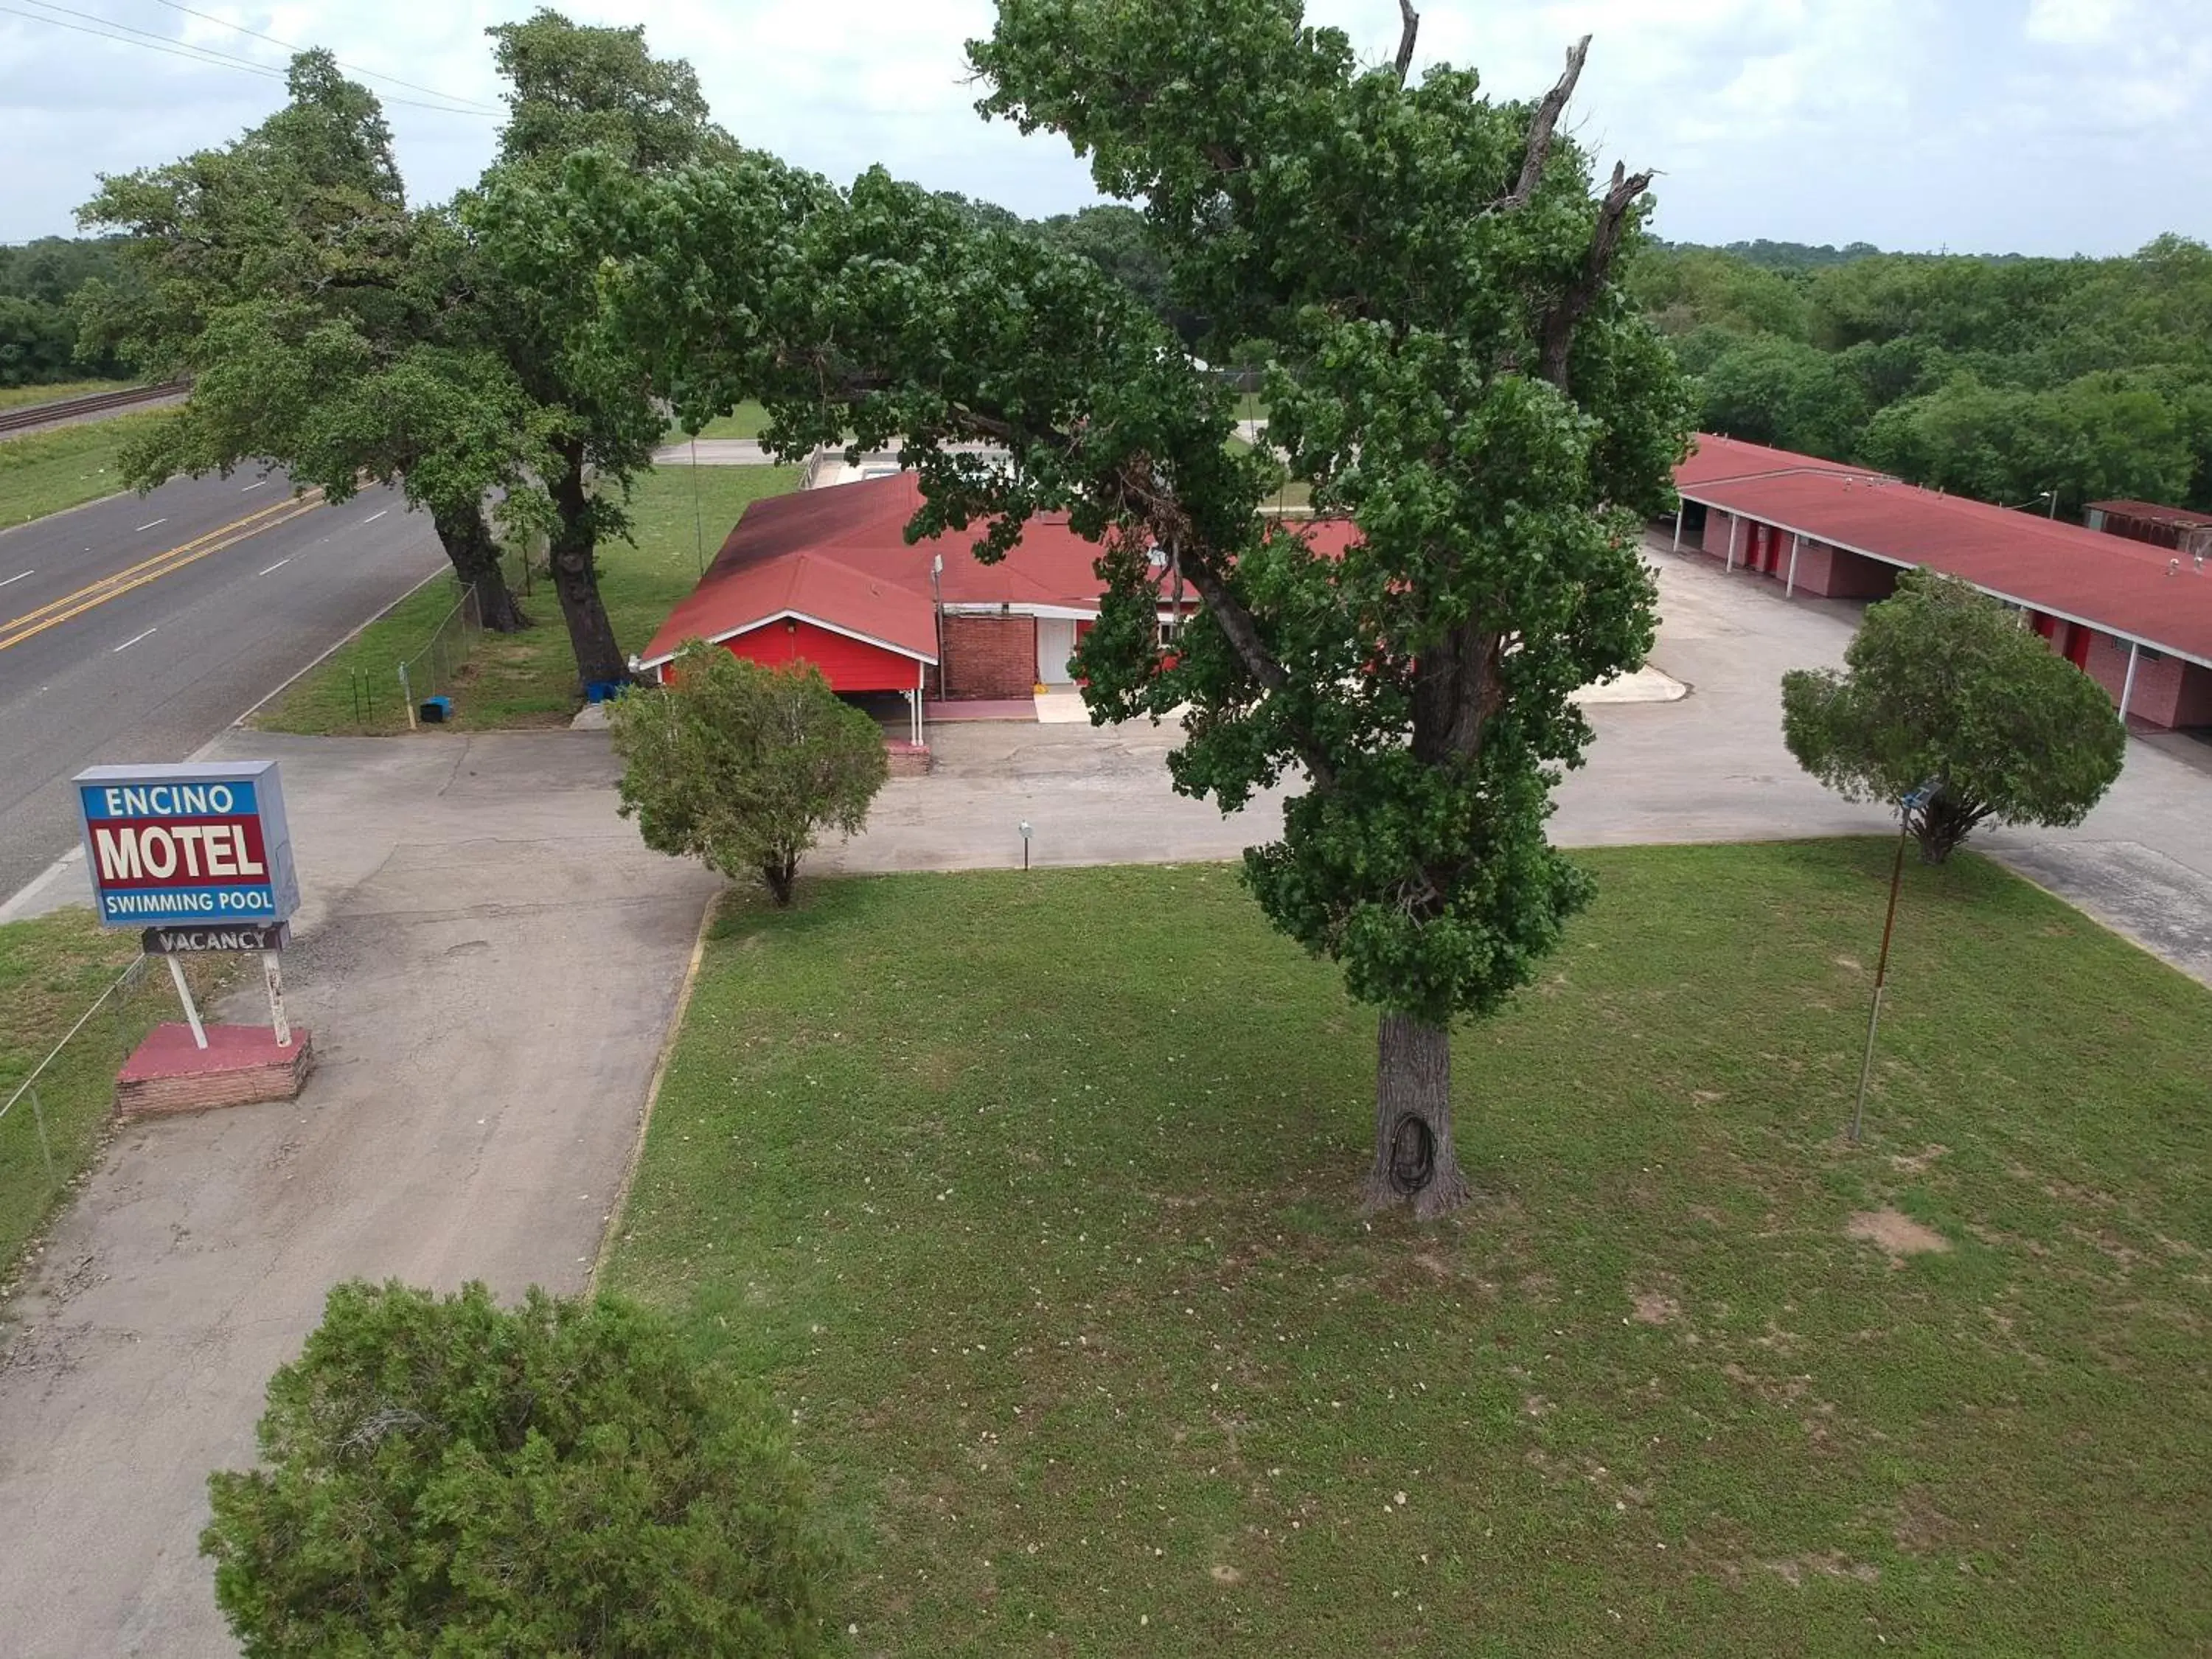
829 546 2212 985
0 731 716 1658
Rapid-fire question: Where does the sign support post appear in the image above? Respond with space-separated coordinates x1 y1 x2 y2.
165 954 209 1050
262 951 291 1048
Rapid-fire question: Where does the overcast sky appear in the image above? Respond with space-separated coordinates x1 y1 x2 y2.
4 0 2208 255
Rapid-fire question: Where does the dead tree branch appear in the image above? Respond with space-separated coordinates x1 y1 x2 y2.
1537 160 1653 390
1394 0 1420 83
1506 35 1591 208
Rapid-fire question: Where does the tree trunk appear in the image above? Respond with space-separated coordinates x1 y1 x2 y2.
1913 793 1978 865
547 443 630 689
762 855 798 907
1360 1012 1472 1220
429 502 529 633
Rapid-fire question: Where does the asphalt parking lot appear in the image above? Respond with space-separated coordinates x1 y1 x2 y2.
830 544 2212 984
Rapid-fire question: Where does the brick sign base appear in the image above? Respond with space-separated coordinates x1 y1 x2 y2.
116 1023 315 1116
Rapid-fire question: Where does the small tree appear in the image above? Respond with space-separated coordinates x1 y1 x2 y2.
202 1280 833 1658
1782 568 2126 863
611 644 889 905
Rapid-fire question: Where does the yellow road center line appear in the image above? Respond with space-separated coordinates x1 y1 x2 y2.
0 493 326 654
0 491 320 637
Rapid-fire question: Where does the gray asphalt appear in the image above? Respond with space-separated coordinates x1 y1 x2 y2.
0 468 447 904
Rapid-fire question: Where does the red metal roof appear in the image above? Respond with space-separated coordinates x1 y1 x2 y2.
639 473 1364 672
1677 438 2212 665
1675 433 1877 490
644 549 937 669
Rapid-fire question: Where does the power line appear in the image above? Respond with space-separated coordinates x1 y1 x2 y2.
0 0 285 83
142 0 503 114
0 1 494 116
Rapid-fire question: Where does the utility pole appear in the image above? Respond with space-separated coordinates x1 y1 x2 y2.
1851 782 1935 1144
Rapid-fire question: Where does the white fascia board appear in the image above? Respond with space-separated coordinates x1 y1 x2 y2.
636 610 939 672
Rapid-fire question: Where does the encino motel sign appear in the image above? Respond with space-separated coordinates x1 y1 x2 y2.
73 761 299 928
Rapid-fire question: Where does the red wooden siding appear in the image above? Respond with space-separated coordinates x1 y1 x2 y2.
720 617 920 692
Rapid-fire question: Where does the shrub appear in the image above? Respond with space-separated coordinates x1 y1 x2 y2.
203 1281 835 1657
610 644 888 905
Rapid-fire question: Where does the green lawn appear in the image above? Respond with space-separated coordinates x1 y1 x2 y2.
608 844 2212 1655
0 411 169 530
0 378 135 412
0 911 224 1277
254 464 802 734
666 401 773 441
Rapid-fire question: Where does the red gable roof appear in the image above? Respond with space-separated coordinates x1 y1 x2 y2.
639 473 1365 672
1677 436 2212 667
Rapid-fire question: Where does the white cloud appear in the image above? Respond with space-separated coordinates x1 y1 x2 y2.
4 0 2211 254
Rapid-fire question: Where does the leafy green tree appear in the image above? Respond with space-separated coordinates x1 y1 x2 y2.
78 51 544 631
202 1279 833 1658
80 15 727 675
556 0 1689 1214
1860 371 2197 517
463 9 735 682
610 644 889 906
1627 246 1812 342
1781 569 2125 863
1694 334 1868 459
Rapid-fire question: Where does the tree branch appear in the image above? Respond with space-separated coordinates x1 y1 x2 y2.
1537 160 1652 391
1394 1 1420 85
1506 35 1590 209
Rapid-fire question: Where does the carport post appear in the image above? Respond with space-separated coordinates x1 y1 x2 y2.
1671 502 1684 552
1786 534 1801 599
1725 516 1741 573
2118 641 2140 725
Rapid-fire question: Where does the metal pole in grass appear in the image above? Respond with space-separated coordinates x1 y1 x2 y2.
1019 820 1032 872
1851 781 1935 1144
27 1085 56 1190
690 436 706 577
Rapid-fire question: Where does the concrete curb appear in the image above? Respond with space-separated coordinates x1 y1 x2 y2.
589 890 720 1293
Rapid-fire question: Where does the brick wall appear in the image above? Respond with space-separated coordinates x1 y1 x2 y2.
935 615 1038 699
2081 629 2212 729
1798 544 1899 600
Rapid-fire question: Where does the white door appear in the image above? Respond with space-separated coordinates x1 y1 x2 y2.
1036 617 1078 684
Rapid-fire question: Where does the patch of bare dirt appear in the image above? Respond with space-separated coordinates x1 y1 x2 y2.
1631 1291 1679 1326
1847 1208 1950 1258
1761 1552 1880 1587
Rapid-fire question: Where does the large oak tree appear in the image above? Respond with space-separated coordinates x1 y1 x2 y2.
534 0 1689 1215
80 13 730 682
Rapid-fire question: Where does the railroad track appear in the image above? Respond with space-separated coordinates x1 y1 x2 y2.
0 382 187 437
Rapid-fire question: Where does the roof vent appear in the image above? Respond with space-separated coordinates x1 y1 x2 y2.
2168 557 2181 576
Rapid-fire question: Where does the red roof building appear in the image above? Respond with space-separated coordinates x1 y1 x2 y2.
2084 499 2212 558
637 473 1360 723
1669 434 2212 731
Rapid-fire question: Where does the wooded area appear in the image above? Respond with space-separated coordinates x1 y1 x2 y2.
0 236 130 386
1630 236 2212 516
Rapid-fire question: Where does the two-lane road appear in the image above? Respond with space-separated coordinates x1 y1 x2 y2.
0 467 447 903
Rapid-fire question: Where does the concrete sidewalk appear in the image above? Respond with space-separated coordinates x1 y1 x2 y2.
0 731 716 1657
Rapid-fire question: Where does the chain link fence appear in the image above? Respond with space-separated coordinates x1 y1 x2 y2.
396 583 482 728
0 951 222 1272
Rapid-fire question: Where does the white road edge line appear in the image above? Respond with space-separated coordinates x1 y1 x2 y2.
0 569 31 588
111 626 158 654
136 518 166 532
258 557 291 576
240 480 266 492
362 509 389 524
